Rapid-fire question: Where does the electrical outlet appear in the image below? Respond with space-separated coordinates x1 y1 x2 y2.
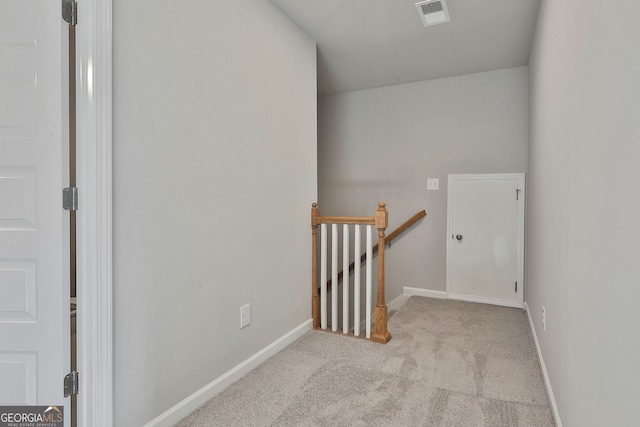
240 303 251 329
542 306 546 331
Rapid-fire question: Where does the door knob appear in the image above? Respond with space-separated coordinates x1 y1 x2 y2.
456 234 463 241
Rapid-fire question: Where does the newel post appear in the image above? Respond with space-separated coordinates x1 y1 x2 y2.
311 203 320 329
371 202 391 344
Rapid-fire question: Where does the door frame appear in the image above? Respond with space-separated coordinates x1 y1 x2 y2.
75 0 113 425
445 173 525 308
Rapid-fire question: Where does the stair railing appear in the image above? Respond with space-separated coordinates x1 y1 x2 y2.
326 209 427 291
311 202 391 343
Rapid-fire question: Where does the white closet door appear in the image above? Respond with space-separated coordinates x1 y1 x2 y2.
0 0 69 414
446 173 525 308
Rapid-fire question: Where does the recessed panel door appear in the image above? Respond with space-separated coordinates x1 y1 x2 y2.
446 174 525 308
0 0 69 413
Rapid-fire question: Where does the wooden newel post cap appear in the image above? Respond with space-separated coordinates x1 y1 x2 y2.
311 203 319 227
375 202 388 230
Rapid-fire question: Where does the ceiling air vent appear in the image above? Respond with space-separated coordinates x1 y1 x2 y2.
415 0 450 27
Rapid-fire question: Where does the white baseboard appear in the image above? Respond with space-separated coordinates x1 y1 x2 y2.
448 292 523 309
388 288 446 312
387 293 411 311
524 303 562 427
143 319 313 427
403 287 447 299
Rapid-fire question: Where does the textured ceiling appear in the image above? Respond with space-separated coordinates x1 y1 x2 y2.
269 0 541 95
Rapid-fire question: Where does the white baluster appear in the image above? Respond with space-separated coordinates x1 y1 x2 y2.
320 224 327 330
354 225 361 337
366 225 372 339
342 224 349 334
332 224 338 332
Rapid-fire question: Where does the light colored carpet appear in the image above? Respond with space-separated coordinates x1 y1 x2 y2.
177 297 555 426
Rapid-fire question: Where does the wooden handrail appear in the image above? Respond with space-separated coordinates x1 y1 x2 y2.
325 209 427 291
316 215 376 225
385 210 427 245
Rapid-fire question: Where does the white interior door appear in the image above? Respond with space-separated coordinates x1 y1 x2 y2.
0 0 69 414
446 174 525 308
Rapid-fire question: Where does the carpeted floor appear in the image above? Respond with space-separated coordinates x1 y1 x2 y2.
177 297 555 426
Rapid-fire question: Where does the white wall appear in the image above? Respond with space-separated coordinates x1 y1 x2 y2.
318 67 528 301
112 1 316 425
527 0 640 425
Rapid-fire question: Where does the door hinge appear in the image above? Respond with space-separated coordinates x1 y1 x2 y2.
516 189 521 201
63 187 78 211
515 281 518 293
64 371 79 397
62 0 77 26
